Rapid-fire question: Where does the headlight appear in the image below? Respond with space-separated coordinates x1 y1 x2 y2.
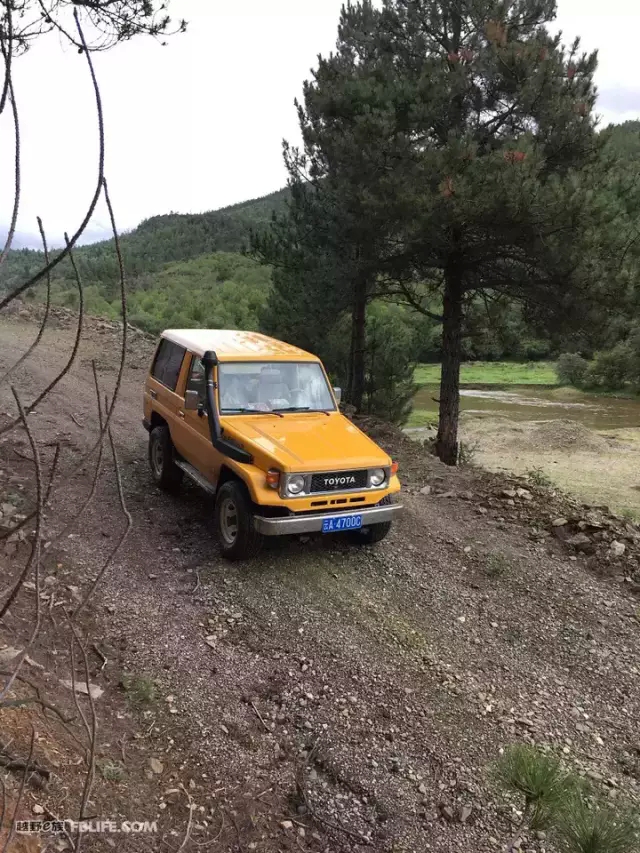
370 468 386 487
287 474 306 495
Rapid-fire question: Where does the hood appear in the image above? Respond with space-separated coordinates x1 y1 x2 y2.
221 412 390 472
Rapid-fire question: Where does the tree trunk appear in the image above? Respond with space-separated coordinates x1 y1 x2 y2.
350 272 367 412
435 266 463 466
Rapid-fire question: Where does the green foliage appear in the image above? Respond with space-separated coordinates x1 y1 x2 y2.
100 760 126 782
457 440 479 466
485 553 511 578
120 673 158 705
556 353 591 387
493 744 574 829
324 302 418 425
45 252 271 335
0 189 286 303
555 796 640 853
527 467 554 488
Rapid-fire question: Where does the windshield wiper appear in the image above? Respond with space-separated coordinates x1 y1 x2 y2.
223 408 284 418
274 407 331 416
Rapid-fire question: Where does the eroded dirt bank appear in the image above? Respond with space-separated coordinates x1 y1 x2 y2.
1 310 639 853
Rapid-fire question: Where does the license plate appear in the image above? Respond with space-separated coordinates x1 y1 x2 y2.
322 514 362 533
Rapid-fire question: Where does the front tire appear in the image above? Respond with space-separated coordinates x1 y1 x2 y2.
148 425 183 493
215 480 264 560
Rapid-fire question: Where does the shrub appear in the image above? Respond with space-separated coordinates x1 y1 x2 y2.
586 343 632 390
556 353 590 388
555 796 640 853
493 744 574 830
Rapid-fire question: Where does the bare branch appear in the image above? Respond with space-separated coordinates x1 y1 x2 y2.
0 60 20 269
0 233 84 438
0 388 44 627
68 623 98 848
0 726 35 853
0 9 104 311
0 217 52 386
75 414 132 614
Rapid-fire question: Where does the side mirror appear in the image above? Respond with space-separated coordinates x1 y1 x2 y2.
184 390 199 411
333 387 342 405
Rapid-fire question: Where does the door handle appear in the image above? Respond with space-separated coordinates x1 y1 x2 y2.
150 390 157 400
178 411 185 419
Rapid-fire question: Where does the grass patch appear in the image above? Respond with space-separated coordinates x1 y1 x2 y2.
485 553 511 578
121 673 158 705
100 760 126 782
414 361 558 386
527 467 554 488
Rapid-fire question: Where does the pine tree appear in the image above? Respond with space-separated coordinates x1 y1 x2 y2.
255 0 636 461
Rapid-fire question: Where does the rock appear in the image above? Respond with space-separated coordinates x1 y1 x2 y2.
502 489 517 499
610 540 626 557
280 821 293 831
32 804 45 815
566 532 591 548
516 488 532 500
417 783 427 795
0 646 21 664
149 757 164 775
552 518 568 527
439 804 455 822
61 679 103 699
419 486 432 496
459 804 473 823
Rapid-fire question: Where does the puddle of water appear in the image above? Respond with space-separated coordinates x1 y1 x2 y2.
413 384 640 430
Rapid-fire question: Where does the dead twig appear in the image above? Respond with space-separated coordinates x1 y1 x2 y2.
50 361 105 546
0 49 20 270
0 388 44 644
68 622 98 852
71 413 85 428
1 726 34 853
176 785 195 853
0 8 105 312
250 701 271 733
0 441 60 542
75 415 132 614
0 216 52 386
92 642 107 672
0 233 84 439
0 753 50 781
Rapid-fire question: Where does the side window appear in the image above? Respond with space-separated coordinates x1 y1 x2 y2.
186 356 206 403
151 340 185 391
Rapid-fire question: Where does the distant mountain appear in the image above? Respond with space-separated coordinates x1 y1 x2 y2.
0 187 289 296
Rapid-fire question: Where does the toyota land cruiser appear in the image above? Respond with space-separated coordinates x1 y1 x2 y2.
143 329 402 559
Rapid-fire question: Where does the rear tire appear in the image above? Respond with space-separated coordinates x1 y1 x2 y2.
148 425 183 493
215 480 264 560
348 495 393 546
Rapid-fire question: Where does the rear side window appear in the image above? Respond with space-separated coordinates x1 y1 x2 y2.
151 339 185 391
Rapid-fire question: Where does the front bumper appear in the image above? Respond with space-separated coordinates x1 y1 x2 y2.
253 503 402 536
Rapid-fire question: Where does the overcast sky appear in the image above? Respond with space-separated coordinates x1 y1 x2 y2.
0 0 638 246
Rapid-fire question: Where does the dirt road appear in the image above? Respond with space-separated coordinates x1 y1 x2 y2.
1 311 639 853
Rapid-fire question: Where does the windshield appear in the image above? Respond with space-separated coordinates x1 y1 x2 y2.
218 361 336 414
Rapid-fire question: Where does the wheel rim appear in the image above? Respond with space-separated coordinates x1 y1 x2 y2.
151 438 164 477
219 497 238 546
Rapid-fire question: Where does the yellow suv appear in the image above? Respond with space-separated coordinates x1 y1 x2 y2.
143 329 401 559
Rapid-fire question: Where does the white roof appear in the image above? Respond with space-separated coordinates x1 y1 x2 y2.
161 329 317 361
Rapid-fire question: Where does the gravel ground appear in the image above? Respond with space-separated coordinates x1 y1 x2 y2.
0 310 639 853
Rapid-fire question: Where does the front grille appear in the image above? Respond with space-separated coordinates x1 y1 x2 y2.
310 469 368 493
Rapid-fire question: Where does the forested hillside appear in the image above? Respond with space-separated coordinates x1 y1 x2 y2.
0 187 287 298
1 187 286 333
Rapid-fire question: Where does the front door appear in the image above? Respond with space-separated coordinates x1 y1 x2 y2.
180 354 224 486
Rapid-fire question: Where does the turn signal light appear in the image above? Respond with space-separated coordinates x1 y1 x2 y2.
391 461 399 475
266 469 280 489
